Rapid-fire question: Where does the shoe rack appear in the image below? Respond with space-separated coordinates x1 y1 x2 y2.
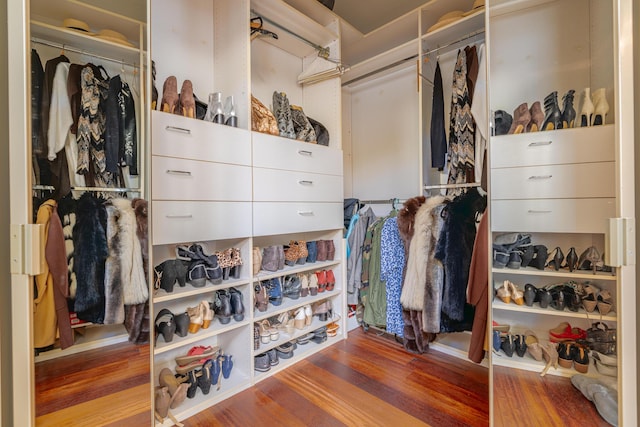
28 0 146 362
488 0 635 425
150 0 345 424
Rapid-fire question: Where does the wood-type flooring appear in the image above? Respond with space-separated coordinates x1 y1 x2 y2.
34 327 608 426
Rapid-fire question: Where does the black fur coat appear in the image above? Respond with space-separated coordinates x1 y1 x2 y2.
73 193 108 323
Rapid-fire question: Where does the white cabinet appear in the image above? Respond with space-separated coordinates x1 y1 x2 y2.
488 0 636 425
150 0 344 424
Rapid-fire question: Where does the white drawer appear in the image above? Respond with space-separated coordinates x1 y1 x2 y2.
491 162 614 200
152 110 251 165
253 168 343 202
152 201 252 245
253 202 342 236
152 156 252 201
490 125 614 168
491 199 615 233
252 132 343 176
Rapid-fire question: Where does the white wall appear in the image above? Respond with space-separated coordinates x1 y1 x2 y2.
343 65 421 202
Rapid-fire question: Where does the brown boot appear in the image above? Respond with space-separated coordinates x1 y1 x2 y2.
179 80 195 118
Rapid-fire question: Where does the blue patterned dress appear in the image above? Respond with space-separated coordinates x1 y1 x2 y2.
380 216 405 336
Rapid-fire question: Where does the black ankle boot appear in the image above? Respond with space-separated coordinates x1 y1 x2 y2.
561 89 576 129
541 91 562 131
529 245 548 270
214 290 232 324
229 287 245 321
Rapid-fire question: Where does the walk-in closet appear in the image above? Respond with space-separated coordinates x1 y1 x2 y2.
2 0 639 426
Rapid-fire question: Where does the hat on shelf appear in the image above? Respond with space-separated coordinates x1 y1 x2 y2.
62 18 95 35
463 0 485 16
426 10 465 33
95 29 134 48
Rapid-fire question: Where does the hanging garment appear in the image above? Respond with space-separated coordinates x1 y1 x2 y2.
124 198 149 344
110 198 148 306
77 65 115 188
58 195 78 299
105 75 138 175
396 196 433 353
467 212 489 363
435 188 486 322
430 61 447 170
470 44 488 189
73 193 108 323
31 49 45 157
380 215 404 336
362 216 387 328
401 196 445 313
346 207 376 305
41 54 70 157
464 45 479 105
104 202 125 324
34 200 73 349
447 49 475 189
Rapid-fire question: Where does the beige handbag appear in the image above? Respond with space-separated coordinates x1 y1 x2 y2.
251 95 279 135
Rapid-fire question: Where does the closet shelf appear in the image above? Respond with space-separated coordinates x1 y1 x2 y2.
253 289 342 323
492 266 617 281
421 10 485 51
154 366 252 426
254 260 340 282
489 0 556 18
31 21 141 64
493 351 606 378
492 299 617 322
154 319 250 356
252 316 339 355
153 279 251 304
253 336 341 383
251 0 338 58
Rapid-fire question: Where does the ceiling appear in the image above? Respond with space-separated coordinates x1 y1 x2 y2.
326 0 429 34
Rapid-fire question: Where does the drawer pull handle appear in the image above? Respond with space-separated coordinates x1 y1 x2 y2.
528 140 552 147
297 211 314 216
166 170 192 176
166 126 191 134
298 150 313 157
527 210 552 214
298 180 313 185
528 175 552 180
166 214 193 219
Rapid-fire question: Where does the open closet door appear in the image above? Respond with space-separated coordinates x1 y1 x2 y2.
7 1 36 425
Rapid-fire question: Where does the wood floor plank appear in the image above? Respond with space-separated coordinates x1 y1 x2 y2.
35 384 151 427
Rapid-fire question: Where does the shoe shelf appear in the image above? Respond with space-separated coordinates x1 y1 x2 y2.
492 350 606 379
154 318 250 356
252 335 342 383
253 289 342 323
253 260 340 282
492 299 617 322
154 364 252 427
253 315 339 355
153 278 252 304
492 267 617 282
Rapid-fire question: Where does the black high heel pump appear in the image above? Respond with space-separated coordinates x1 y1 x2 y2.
563 247 579 272
561 90 576 129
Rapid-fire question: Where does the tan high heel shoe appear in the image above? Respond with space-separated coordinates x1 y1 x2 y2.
508 103 531 134
527 101 544 132
496 280 511 304
507 281 524 305
179 80 195 118
591 88 609 126
161 76 179 114
540 342 558 377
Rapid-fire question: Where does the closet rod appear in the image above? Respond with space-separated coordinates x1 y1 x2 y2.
342 55 417 87
31 37 139 68
359 198 401 205
73 186 140 193
421 29 485 58
250 11 331 59
424 182 480 190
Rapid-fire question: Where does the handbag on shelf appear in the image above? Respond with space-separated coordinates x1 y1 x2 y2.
251 95 279 136
584 322 616 355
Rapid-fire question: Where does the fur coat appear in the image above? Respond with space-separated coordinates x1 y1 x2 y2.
104 203 125 324
73 193 108 323
109 198 148 306
57 195 78 299
435 188 486 322
396 196 435 353
124 198 149 344
401 195 445 312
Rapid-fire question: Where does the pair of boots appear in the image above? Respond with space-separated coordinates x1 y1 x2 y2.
214 288 244 324
161 76 195 118
541 90 576 130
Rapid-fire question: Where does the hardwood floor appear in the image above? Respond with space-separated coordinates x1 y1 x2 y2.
185 329 489 427
35 328 607 426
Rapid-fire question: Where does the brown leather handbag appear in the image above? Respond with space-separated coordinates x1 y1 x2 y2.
251 95 279 135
